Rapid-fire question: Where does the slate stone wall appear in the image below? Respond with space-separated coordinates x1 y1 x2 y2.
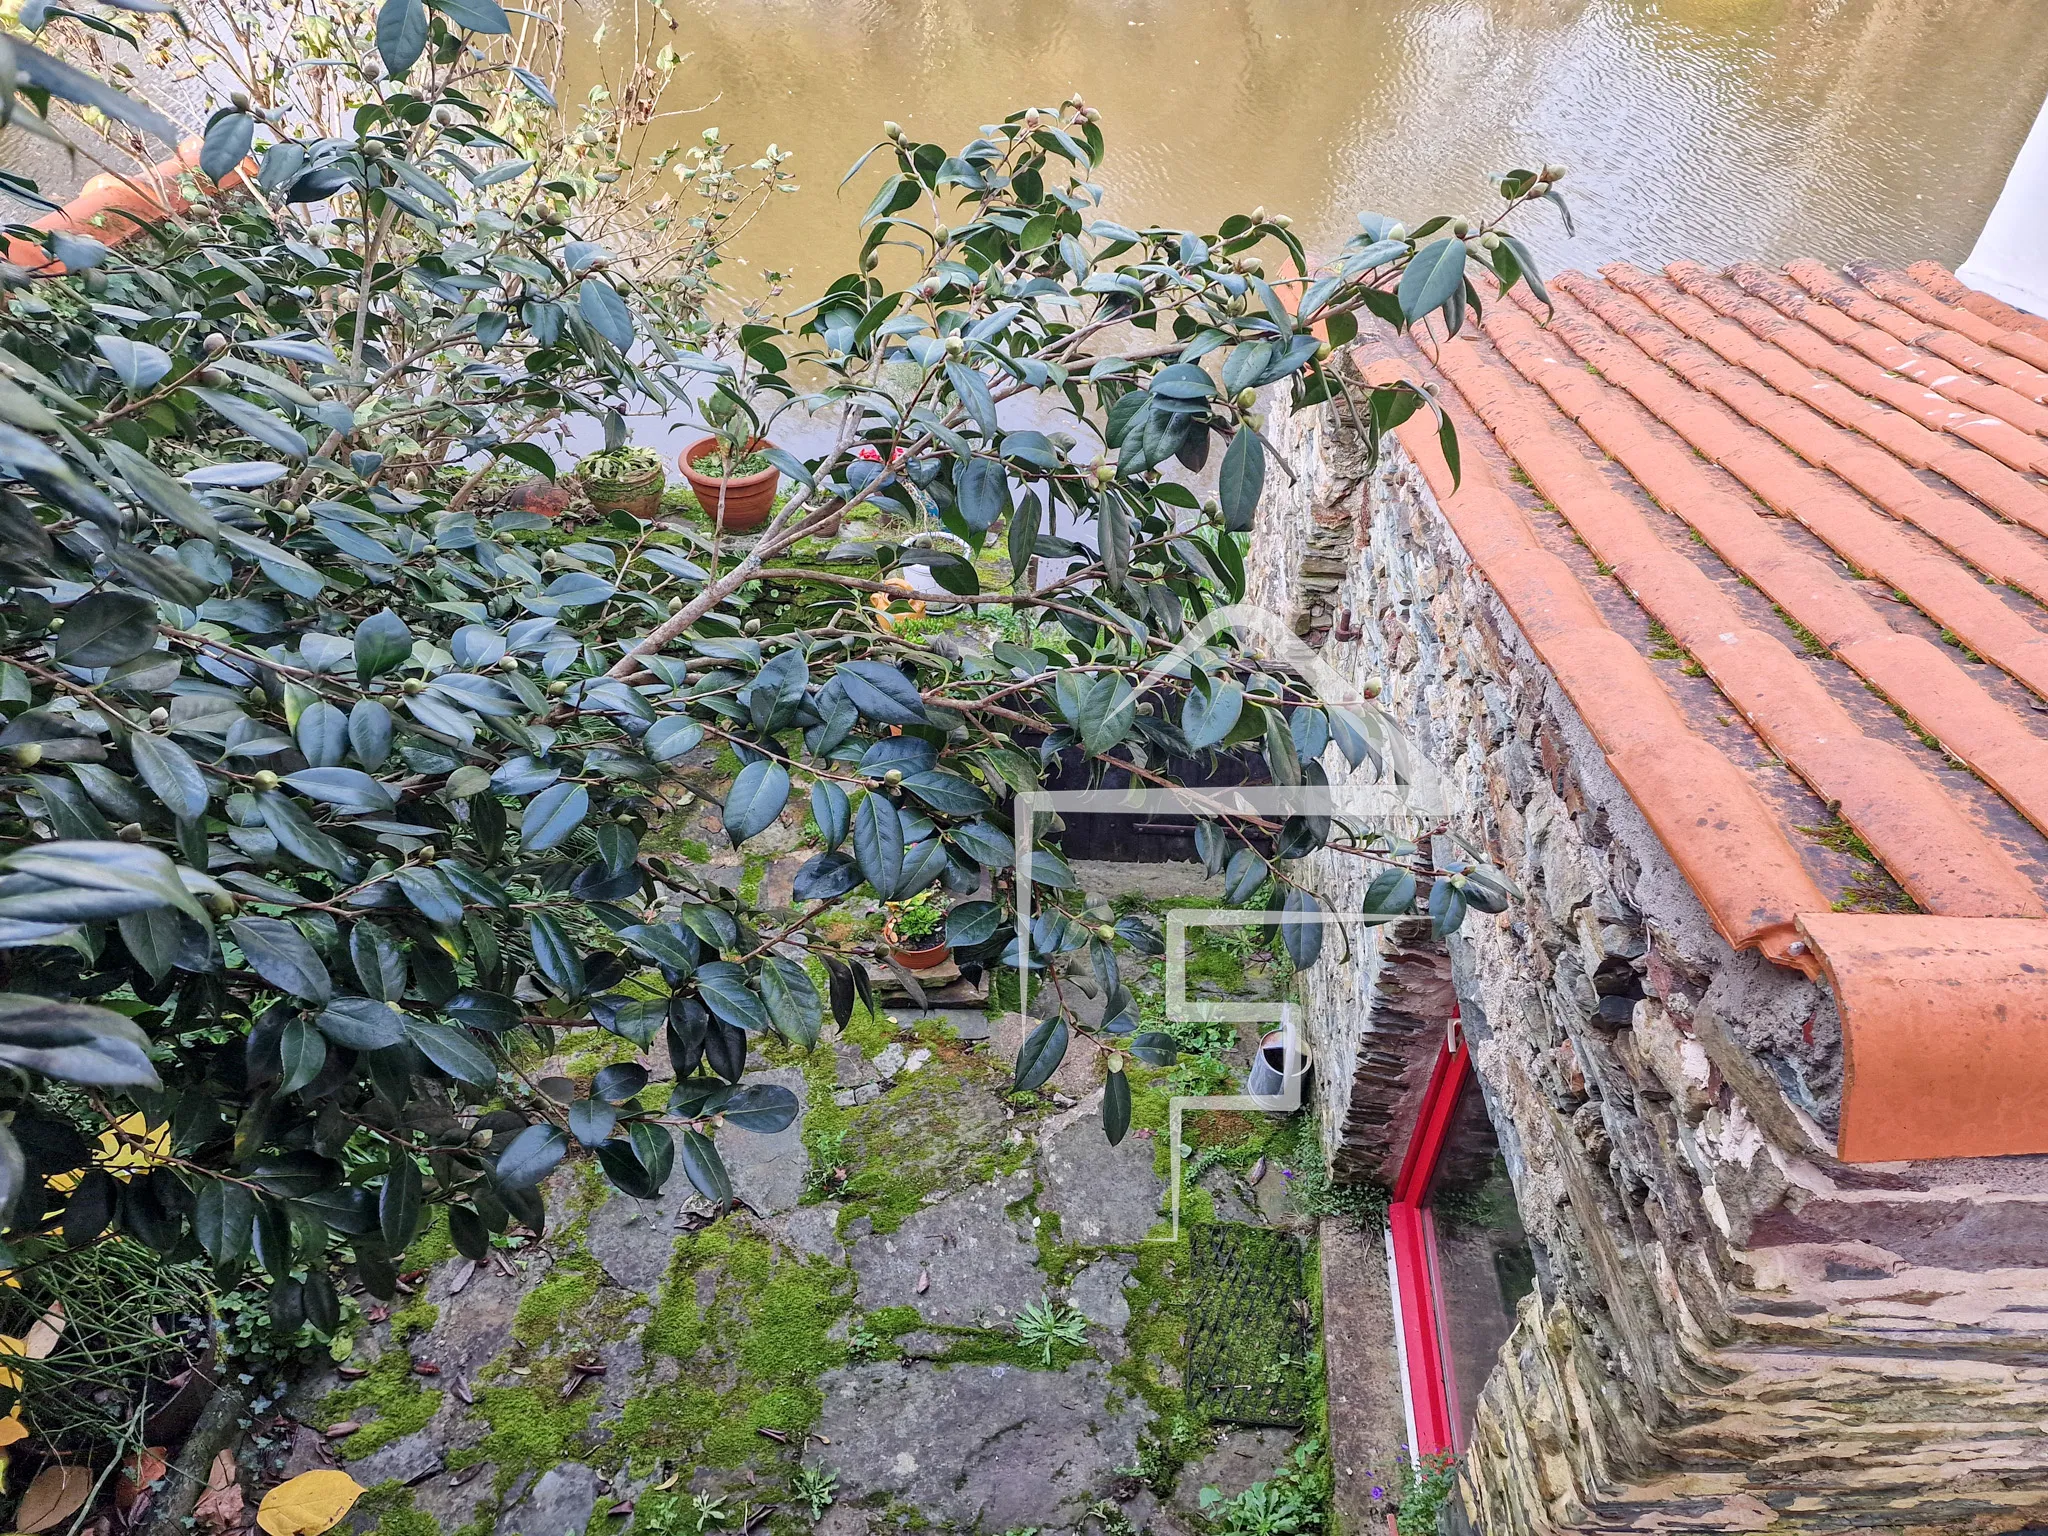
1250 386 2048 1532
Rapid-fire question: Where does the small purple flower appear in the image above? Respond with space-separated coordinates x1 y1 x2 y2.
1281 1167 1297 1180
1370 1487 1386 1501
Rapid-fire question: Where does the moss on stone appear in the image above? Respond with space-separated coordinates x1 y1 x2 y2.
318 1341 445 1460
617 1224 853 1472
403 1211 457 1273
355 1482 444 1536
453 1374 603 1486
513 1255 606 1350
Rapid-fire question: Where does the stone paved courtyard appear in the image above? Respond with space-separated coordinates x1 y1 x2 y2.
288 895 1329 1536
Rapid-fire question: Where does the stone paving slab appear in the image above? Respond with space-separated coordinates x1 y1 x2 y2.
1038 1088 1168 1244
847 1169 1041 1326
811 1358 1148 1533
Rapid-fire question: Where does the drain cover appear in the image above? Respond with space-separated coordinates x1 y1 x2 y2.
1185 1223 1316 1427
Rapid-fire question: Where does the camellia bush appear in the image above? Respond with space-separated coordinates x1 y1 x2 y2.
0 0 1555 1359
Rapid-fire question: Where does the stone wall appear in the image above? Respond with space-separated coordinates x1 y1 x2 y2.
1251 382 2048 1531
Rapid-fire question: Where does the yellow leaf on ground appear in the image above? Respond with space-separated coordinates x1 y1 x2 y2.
23 1303 64 1361
256 1471 366 1536
0 1412 29 1449
16 1464 92 1532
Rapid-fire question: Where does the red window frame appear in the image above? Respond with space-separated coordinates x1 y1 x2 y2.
1387 1010 1471 1457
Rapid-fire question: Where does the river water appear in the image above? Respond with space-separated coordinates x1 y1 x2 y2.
570 0 2048 296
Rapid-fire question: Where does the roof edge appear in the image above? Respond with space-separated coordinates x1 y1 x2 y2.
1801 912 2048 1162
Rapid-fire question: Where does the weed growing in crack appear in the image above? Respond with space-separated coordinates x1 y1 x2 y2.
1015 1298 1090 1365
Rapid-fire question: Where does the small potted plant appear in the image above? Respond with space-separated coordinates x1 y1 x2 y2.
883 889 949 970
678 385 782 533
576 445 665 519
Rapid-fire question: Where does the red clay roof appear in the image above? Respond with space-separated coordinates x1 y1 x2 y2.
1344 260 2048 1162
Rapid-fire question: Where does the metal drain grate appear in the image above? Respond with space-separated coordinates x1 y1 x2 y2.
1185 1223 1315 1427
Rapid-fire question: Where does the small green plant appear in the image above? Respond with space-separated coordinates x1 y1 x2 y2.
576 446 663 485
1085 1500 1138 1536
1015 1297 1089 1365
1199 1441 1329 1536
1393 1451 1459 1536
791 1466 838 1521
889 889 948 945
638 1491 738 1536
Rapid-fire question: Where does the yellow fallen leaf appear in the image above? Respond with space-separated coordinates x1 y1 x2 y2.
24 1303 64 1361
256 1470 366 1536
16 1464 92 1532
0 1413 27 1448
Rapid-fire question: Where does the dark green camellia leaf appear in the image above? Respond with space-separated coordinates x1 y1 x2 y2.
1398 237 1468 324
757 956 821 1048
0 994 160 1088
375 0 429 74
495 1123 565 1190
65 1167 116 1245
1277 885 1326 970
279 1014 327 1094
568 1097 616 1147
630 1122 675 1191
316 997 407 1050
592 1062 648 1103
129 731 207 819
720 1081 799 1134
200 110 254 184
1428 877 1467 938
852 792 904 899
578 277 634 350
945 900 1001 949
1014 1015 1068 1092
405 1020 497 1087
522 781 589 851
1361 865 1418 919
722 759 789 845
1127 1031 1178 1067
528 911 586 998
678 1127 731 1207
695 962 768 1034
0 1123 32 1227
194 1178 253 1274
303 1270 342 1334
54 592 157 667
791 853 862 902
1217 428 1264 534
350 922 407 1001
834 661 927 726
95 336 171 392
380 1151 422 1250
1102 1067 1132 1145
955 456 1009 533
447 1204 491 1261
353 610 413 682
230 917 333 1003
431 0 511 34
810 780 849 851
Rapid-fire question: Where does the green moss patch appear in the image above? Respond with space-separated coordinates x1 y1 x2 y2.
317 1341 445 1460
616 1224 853 1472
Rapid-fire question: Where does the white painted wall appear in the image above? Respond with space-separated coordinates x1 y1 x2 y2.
1959 90 2048 317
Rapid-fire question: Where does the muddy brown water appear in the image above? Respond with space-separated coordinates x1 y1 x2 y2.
568 0 2048 292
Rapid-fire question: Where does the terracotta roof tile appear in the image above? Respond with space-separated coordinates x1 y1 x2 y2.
1350 342 1831 968
1330 260 2048 1159
1713 262 2048 445
1905 260 2048 349
1781 258 2048 402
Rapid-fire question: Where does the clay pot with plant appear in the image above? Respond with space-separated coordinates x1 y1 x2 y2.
575 445 665 518
884 890 950 970
677 383 785 533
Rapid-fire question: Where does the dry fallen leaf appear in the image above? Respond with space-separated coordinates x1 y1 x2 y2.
914 1268 930 1295
255 1470 367 1536
115 1446 169 1513
17 1464 93 1532
23 1303 64 1362
194 1448 244 1535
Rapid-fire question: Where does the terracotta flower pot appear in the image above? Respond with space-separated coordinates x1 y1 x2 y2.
679 436 781 533
884 917 950 970
579 461 665 519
